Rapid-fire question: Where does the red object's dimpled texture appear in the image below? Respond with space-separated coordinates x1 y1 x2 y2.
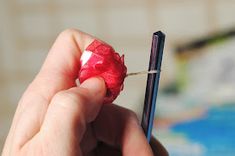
78 40 127 104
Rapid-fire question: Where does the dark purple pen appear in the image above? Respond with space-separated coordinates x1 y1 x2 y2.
141 31 165 142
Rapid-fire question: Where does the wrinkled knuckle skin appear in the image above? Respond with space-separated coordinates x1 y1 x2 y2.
52 90 88 112
53 91 70 105
58 28 83 40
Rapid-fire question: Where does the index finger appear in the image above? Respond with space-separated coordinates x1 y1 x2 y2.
4 29 97 153
93 104 154 156
33 29 95 99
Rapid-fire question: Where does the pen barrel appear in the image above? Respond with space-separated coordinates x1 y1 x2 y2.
141 31 165 142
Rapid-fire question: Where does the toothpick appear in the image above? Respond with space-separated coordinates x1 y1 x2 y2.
126 70 160 77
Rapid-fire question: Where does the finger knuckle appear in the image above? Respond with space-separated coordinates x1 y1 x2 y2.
126 109 139 124
52 90 88 113
53 91 69 103
59 28 80 38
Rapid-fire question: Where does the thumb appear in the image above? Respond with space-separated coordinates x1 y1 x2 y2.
40 77 106 150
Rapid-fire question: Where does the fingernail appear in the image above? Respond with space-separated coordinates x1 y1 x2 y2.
80 77 106 97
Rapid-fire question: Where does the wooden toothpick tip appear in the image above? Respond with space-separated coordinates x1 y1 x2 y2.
126 70 160 77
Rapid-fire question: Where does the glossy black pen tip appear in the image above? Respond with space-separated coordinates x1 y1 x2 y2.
153 31 165 37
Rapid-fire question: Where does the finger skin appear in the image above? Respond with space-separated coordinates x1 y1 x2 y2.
80 104 168 156
38 77 106 156
93 104 154 156
80 124 97 155
2 29 98 156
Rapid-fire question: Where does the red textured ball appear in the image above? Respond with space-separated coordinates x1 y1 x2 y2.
78 40 127 104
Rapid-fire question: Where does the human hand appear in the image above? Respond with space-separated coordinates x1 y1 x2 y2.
2 29 168 156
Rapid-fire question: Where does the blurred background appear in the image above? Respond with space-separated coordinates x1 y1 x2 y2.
1 0 235 155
